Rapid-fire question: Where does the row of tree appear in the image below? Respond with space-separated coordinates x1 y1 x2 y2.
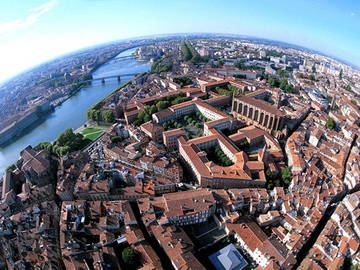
180 41 206 64
162 112 207 132
38 128 90 156
266 76 296 94
207 145 234 167
234 60 263 71
133 93 189 126
173 76 193 87
87 109 115 123
151 58 173 73
215 84 239 96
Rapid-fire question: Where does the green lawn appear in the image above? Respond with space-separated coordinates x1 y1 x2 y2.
81 127 102 135
80 127 105 141
96 125 111 129
84 131 103 141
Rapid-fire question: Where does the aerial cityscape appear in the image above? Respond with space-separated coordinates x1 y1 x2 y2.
0 1 359 270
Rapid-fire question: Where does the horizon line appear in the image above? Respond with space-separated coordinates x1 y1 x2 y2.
1 32 359 86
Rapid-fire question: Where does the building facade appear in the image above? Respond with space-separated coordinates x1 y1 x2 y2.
232 95 284 135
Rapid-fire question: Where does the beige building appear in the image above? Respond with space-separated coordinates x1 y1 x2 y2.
163 128 186 149
232 95 285 135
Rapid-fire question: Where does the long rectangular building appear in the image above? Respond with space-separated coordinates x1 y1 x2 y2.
232 94 285 135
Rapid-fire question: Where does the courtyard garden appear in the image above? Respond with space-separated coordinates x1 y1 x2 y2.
162 111 210 139
205 145 234 166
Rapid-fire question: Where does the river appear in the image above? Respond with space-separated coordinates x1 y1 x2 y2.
0 47 150 174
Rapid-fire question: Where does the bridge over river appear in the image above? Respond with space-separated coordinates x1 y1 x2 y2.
87 72 141 84
0 46 150 175
101 55 136 65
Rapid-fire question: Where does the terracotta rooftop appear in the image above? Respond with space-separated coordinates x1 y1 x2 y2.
234 95 284 117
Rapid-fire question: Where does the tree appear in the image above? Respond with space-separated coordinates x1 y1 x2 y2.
280 79 288 90
55 128 87 155
355 119 360 127
309 74 316 81
156 100 169 111
196 130 202 137
163 122 169 130
151 59 172 73
110 136 122 143
150 105 158 115
101 110 115 123
345 84 352 92
225 160 233 166
38 141 53 152
234 74 246 79
122 247 137 266
143 114 152 122
201 55 209 63
133 119 142 126
280 167 292 186
191 53 201 64
326 117 335 130
339 69 343 80
181 41 192 61
55 145 71 156
277 69 288 78
267 77 280 88
234 61 245 69
285 84 295 93
5 164 16 172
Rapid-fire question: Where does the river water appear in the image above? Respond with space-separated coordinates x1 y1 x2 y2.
0 47 150 174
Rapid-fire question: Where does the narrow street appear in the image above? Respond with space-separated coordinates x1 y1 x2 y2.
129 202 175 270
293 134 358 268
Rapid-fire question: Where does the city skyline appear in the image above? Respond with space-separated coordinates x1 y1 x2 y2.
0 0 359 83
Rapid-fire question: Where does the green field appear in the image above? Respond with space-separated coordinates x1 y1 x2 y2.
81 127 102 135
80 126 108 141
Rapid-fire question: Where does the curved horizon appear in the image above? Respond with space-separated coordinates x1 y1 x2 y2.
0 31 358 86
1 0 359 84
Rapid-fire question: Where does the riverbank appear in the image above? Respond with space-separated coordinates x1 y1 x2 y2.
0 47 151 175
0 46 142 149
0 104 54 148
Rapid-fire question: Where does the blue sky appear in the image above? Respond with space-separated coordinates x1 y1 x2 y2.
0 0 359 82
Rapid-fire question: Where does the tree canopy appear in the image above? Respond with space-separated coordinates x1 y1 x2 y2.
87 109 115 123
180 41 207 64
173 77 193 87
133 92 189 126
215 84 239 96
122 247 137 266
266 76 296 94
280 167 292 186
110 136 122 143
280 167 292 187
38 128 90 156
151 59 173 74
326 117 336 130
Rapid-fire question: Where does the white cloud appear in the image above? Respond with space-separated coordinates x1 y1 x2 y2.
0 0 57 35
350 12 356 17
